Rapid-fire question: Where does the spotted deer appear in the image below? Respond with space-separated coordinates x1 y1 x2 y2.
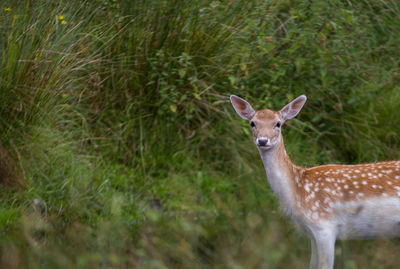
230 94 400 269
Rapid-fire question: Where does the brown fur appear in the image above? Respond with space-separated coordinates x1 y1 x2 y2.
294 161 400 219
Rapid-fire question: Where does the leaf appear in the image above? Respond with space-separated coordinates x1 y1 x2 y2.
228 76 236 86
169 104 177 113
178 69 186 79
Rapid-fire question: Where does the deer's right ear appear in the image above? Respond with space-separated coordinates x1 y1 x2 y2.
230 95 255 120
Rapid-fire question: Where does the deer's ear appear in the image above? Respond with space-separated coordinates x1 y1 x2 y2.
280 95 307 121
230 95 255 120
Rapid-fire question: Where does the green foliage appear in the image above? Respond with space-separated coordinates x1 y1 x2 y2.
0 0 400 268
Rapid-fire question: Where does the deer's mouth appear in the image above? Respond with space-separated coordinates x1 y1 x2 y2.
257 144 273 150
256 142 274 150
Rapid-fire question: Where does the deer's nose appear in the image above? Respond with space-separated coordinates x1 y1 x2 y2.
256 137 269 147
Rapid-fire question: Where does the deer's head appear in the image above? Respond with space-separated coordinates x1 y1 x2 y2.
230 95 307 151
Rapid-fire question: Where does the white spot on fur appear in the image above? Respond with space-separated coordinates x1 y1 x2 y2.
304 184 310 192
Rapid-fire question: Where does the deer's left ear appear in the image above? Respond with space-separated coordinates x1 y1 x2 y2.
280 95 307 121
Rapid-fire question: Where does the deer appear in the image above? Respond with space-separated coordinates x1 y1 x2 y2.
230 94 400 269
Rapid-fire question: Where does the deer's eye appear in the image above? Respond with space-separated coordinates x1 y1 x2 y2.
250 121 256 128
275 121 281 128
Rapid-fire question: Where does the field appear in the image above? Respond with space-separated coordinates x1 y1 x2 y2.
1 0 400 268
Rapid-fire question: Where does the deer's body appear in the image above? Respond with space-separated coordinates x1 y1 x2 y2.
230 96 400 269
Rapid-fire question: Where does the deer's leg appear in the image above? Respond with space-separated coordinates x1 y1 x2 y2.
309 235 318 269
312 228 336 269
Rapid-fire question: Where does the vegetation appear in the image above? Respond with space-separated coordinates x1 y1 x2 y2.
0 0 400 268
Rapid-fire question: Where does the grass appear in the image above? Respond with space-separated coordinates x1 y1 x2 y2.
0 0 400 268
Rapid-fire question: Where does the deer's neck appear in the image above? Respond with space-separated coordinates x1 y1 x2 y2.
258 136 301 215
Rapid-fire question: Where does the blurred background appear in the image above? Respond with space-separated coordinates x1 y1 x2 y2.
0 0 400 268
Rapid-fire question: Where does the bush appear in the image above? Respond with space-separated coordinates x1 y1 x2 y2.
0 0 400 268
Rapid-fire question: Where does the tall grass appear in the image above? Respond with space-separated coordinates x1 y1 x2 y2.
0 0 400 268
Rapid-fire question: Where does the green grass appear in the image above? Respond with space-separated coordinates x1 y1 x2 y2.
0 0 400 268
